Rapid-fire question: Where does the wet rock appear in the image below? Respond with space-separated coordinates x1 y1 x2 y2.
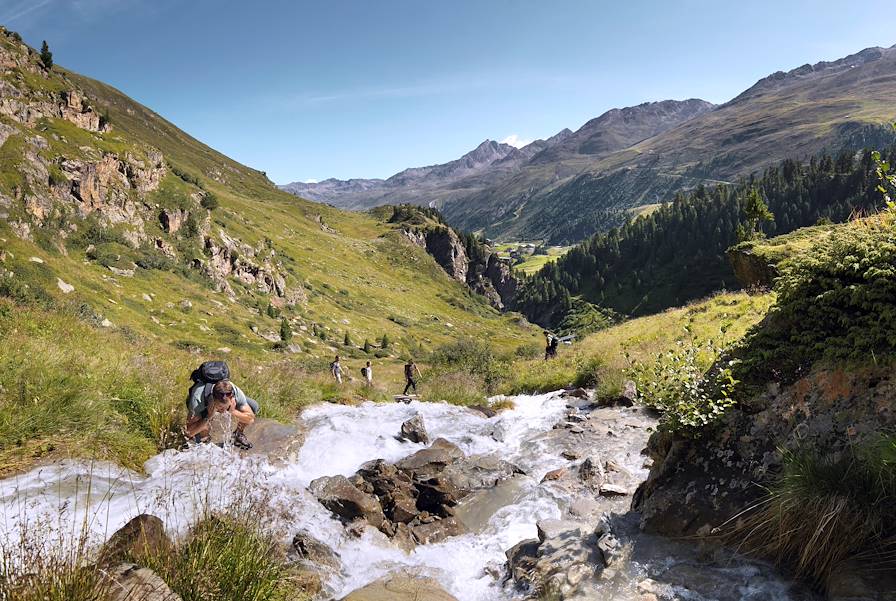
291 529 340 569
505 537 540 582
468 403 497 418
579 456 606 490
395 438 464 473
398 413 430 444
410 516 464 544
340 572 459 601
310 474 385 529
98 514 171 567
599 483 629 496
542 467 567 482
103 563 181 601
561 449 581 460
567 387 590 399
537 519 589 542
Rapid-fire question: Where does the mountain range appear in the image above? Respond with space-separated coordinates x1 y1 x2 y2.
283 44 896 244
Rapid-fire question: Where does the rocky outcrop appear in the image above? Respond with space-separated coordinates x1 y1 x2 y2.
311 438 522 549
398 413 429 444
634 366 896 538
726 244 778 288
402 224 519 310
340 573 459 601
403 226 469 282
200 230 304 305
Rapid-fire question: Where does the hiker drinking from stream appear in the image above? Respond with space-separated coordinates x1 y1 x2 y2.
403 359 422 396
185 361 258 450
331 355 343 384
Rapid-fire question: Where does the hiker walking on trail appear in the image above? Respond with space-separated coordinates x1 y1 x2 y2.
185 361 257 450
544 331 560 360
403 359 422 395
331 355 343 384
361 360 373 386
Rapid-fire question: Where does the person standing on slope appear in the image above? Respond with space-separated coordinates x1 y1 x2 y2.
331 355 343 384
361 360 373 386
403 359 422 396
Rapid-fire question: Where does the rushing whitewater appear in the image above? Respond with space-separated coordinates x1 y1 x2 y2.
0 393 813 600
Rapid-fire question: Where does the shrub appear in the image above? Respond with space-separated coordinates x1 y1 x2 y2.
428 337 510 395
200 193 219 210
734 214 896 385
729 436 896 590
39 40 52 69
279 318 292 342
626 330 738 434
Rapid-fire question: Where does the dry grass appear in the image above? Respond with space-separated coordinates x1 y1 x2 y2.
726 437 896 589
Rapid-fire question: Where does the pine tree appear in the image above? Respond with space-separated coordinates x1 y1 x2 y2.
280 318 292 342
363 338 371 353
381 333 390 349
343 331 351 347
39 41 53 69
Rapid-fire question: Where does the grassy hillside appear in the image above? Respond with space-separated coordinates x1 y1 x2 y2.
0 27 540 472
0 28 537 362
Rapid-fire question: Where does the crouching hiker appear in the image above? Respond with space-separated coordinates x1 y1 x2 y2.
185 361 258 450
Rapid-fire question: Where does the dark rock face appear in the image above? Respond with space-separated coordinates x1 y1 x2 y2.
311 438 522 549
634 367 896 538
98 514 171 567
726 245 779 288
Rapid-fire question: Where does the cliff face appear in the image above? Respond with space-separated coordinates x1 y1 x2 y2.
401 224 518 311
634 365 895 537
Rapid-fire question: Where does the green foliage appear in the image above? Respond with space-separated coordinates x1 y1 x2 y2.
138 513 301 601
427 337 510 395
736 187 775 242
518 148 892 324
363 338 371 353
343 331 351 346
39 40 52 69
734 214 896 384
731 436 896 589
380 333 389 349
265 302 279 319
279 317 292 342
626 329 738 433
200 193 219 210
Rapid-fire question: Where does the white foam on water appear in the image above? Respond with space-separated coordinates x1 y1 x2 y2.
0 392 812 601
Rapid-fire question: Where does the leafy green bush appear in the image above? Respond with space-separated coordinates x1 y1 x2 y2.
626 330 737 433
735 214 896 384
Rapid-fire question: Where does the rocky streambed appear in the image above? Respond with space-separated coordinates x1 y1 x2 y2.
0 391 816 600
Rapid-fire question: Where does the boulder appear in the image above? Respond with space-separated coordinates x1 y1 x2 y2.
340 573 458 601
395 438 464 474
579 456 605 490
291 530 340 570
103 563 181 601
310 475 385 529
398 413 430 444
98 514 171 567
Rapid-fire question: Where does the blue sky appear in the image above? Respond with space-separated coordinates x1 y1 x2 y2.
3 0 895 183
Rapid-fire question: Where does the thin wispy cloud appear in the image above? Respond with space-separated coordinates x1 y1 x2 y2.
500 134 533 148
285 73 577 108
1 0 54 25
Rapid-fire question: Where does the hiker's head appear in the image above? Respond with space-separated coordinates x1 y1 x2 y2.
366 361 371 367
334 355 340 361
211 380 234 407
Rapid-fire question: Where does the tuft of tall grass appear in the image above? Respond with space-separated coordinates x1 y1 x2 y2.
137 513 302 601
729 436 896 589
